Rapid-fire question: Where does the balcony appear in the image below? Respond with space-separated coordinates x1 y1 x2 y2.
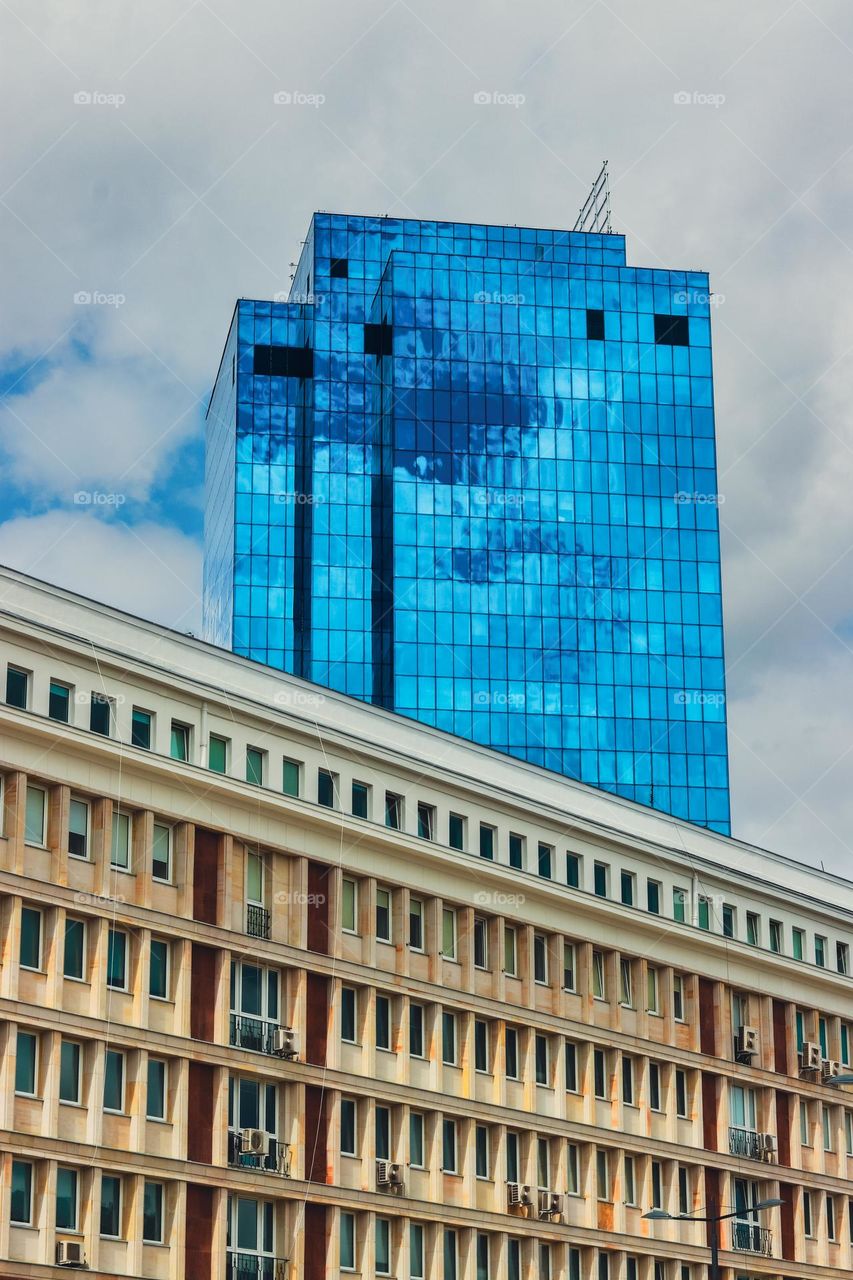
229 1014 280 1055
728 1127 763 1160
246 904 271 940
731 1222 772 1256
228 1131 290 1175
226 1252 288 1280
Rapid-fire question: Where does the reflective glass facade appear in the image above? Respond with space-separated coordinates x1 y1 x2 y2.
204 213 729 832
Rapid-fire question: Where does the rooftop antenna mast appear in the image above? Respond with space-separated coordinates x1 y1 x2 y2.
573 160 612 234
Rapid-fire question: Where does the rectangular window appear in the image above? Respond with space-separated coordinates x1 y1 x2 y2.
535 1034 549 1085
375 995 392 1050
56 1167 78 1231
410 1223 425 1279
537 1137 550 1188
49 680 71 721
5 666 29 708
375 1105 391 1160
793 927 805 960
622 1055 634 1105
673 974 685 1022
208 734 227 773
375 1217 390 1275
673 887 687 922
340 1211 355 1270
448 812 465 850
111 810 131 869
722 904 735 938
104 1050 125 1113
509 832 524 869
505 1027 519 1079
678 1166 689 1215
594 1049 607 1099
409 1003 424 1058
475 1124 489 1178
409 897 423 950
442 908 457 959
646 880 661 914
823 1104 834 1151
845 1110 853 1156
147 1058 166 1120
107 929 127 990
20 905 42 970
596 1148 609 1200
100 1175 122 1238
697 897 711 930
593 861 608 897
282 757 301 797
15 1030 37 1095
649 1062 662 1111
533 933 548 984
444 1230 457 1280
376 888 392 942
506 1132 519 1182
475 1019 489 1073
60 1040 81 1104
619 959 633 1007
827 1194 836 1241
624 1155 636 1205
565 1041 578 1092
11 1161 33 1224
567 1143 580 1195
410 1111 425 1167
675 1069 688 1118
68 798 89 858
815 935 827 968
143 1181 164 1244
838 942 850 975
63 917 85 979
537 842 552 878
149 938 169 999
508 1239 521 1280
341 987 357 1043
479 823 495 859
563 941 576 991
131 707 152 750
417 803 435 840
647 966 660 1014
152 822 171 881
803 1189 813 1237
474 916 488 969
592 950 605 1000
651 1160 663 1208
340 1097 356 1155
504 926 517 976
442 1118 457 1172
246 746 264 786
170 721 190 761
24 784 46 845
341 878 357 933
90 693 112 736
385 791 402 829
317 769 336 808
768 918 783 953
746 912 760 946
566 852 581 888
620 870 635 906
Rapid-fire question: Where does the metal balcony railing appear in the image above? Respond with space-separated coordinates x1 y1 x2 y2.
229 1014 280 1055
227 1131 290 1174
246 904 271 940
728 1126 763 1160
225 1251 288 1280
731 1221 772 1256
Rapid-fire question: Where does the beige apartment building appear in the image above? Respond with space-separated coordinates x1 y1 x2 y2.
0 565 852 1280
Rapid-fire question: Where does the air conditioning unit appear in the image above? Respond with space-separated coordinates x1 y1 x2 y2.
760 1132 777 1160
376 1160 403 1190
273 1027 298 1059
507 1182 533 1208
736 1025 759 1057
801 1041 822 1071
56 1241 85 1268
538 1190 563 1219
241 1127 267 1155
823 1059 841 1081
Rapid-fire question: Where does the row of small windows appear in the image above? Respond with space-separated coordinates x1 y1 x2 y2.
6 660 849 973
18 904 172 999
10 1161 165 1243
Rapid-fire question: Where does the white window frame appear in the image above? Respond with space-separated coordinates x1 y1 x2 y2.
152 822 172 883
24 784 47 847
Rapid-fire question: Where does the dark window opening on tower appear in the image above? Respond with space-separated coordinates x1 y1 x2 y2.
364 323 393 357
654 314 690 346
330 258 348 279
586 309 605 341
253 344 314 378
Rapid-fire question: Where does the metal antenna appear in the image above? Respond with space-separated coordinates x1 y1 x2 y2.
573 160 612 234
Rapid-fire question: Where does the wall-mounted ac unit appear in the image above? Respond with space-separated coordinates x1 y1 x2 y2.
376 1160 403 1190
736 1025 759 1057
56 1241 85 1268
507 1182 533 1208
823 1059 841 1080
273 1027 298 1059
760 1132 777 1160
538 1190 563 1219
801 1041 822 1070
240 1127 267 1155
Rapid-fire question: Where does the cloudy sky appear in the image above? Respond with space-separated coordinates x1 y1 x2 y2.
1 0 852 872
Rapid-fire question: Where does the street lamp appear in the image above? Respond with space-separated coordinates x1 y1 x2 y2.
642 1198 784 1280
825 1073 853 1086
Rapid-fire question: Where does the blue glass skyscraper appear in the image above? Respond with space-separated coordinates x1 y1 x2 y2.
204 213 730 832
